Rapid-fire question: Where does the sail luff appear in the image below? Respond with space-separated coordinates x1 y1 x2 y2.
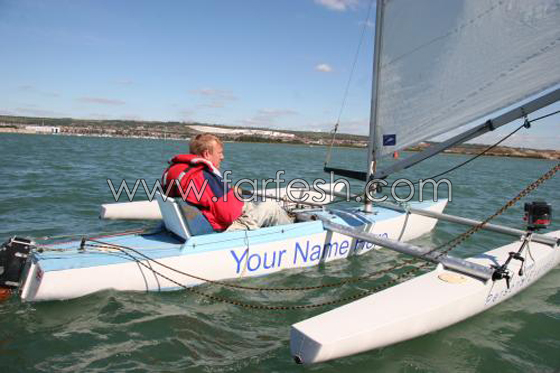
364 0 385 210
366 0 385 176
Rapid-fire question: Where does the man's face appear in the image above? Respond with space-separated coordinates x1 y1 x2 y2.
204 141 224 169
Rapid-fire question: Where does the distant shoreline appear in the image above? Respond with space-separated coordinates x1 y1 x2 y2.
0 128 361 149
1 119 558 160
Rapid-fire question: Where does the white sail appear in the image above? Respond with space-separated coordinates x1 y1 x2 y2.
373 0 560 157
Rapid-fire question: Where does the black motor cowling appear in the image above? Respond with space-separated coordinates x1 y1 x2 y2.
0 237 33 289
524 201 552 231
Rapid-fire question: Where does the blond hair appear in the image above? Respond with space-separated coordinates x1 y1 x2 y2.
189 133 223 155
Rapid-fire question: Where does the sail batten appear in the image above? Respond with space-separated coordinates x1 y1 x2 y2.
372 0 560 158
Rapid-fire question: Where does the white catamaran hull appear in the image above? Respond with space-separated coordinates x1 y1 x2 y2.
19 200 446 302
290 229 560 364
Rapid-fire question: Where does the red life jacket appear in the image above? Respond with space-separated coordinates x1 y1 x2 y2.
161 155 205 198
161 154 244 231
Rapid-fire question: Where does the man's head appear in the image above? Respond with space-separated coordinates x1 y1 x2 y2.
190 134 224 169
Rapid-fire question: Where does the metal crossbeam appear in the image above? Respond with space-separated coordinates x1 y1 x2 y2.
314 217 494 281
376 202 558 246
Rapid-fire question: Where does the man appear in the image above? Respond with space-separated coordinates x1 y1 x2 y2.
162 134 292 232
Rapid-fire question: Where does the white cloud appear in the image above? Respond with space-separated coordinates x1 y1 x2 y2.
15 107 63 117
189 88 237 101
18 84 35 91
114 79 134 86
314 0 359 12
359 20 375 28
189 88 237 111
257 109 298 116
0 108 16 115
78 97 126 105
240 108 299 127
17 84 60 97
198 102 225 109
316 63 333 73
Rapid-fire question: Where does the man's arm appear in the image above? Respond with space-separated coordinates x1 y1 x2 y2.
202 171 244 228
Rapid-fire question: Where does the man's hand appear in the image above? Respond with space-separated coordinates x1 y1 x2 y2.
237 187 253 197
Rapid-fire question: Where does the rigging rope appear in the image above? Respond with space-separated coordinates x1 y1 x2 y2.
85 239 419 292
324 0 376 167
35 227 152 245
85 240 430 310
433 162 559 257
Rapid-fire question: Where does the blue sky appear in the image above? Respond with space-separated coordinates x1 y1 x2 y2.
0 0 558 149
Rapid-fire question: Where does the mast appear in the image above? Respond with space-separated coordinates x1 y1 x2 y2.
364 0 384 212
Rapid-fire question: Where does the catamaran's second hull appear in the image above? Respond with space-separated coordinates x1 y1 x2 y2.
19 200 447 302
290 229 560 364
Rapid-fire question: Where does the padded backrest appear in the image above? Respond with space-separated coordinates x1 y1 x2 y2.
155 192 191 240
177 201 215 236
155 192 214 240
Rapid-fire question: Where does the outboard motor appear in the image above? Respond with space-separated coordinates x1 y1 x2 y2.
493 200 553 287
0 237 33 289
524 201 552 231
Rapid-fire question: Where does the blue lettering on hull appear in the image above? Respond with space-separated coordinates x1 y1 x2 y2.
353 233 389 252
230 248 287 274
230 234 389 274
293 239 356 265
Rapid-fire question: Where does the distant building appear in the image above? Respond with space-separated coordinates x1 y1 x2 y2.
25 125 60 134
188 125 296 139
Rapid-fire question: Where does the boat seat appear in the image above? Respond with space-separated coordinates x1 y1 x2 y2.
155 192 214 241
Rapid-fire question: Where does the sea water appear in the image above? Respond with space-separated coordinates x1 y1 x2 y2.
0 133 558 372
